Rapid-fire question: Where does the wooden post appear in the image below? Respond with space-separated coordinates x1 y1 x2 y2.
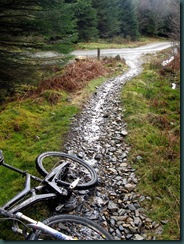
97 48 100 60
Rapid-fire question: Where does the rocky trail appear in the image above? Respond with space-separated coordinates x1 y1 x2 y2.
57 42 172 240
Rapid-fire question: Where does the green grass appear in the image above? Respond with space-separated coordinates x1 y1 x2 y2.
0 90 80 239
75 37 165 50
121 58 180 240
0 91 79 172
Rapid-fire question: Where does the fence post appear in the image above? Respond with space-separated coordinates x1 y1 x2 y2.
97 48 100 60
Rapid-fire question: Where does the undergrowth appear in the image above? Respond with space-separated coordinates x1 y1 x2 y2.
7 57 126 102
121 51 180 240
37 57 126 93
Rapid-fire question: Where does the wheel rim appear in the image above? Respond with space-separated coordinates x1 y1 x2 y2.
32 216 112 240
36 152 97 189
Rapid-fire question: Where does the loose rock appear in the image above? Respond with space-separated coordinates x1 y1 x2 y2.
60 55 162 240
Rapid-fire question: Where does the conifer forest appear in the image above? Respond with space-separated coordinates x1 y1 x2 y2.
0 0 180 100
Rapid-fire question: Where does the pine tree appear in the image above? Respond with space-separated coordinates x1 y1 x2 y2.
0 0 77 101
35 0 78 53
92 0 120 39
74 0 98 42
118 0 139 41
136 0 174 37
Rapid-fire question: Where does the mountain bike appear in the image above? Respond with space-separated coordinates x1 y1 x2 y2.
0 150 113 240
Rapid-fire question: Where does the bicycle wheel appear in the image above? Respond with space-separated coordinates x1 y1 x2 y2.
28 214 113 240
36 151 98 190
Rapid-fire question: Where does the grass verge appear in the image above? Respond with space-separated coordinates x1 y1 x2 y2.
121 52 180 240
74 37 166 50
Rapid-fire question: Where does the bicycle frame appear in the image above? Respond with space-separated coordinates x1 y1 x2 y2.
0 158 76 214
1 165 57 214
0 150 96 240
0 150 112 240
0 209 73 240
0 151 76 240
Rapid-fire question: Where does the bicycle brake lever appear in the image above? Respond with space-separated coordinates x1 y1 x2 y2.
69 178 80 190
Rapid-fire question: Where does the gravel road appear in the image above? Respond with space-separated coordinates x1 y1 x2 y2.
71 41 172 58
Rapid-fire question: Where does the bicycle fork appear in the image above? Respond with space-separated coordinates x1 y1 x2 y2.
15 212 73 240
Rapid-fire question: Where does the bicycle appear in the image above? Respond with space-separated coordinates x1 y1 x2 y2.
0 150 113 240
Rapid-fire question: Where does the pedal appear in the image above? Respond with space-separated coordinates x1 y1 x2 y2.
69 178 80 189
55 203 64 212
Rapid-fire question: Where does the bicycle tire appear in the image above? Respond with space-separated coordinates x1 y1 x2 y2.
36 151 98 190
28 214 113 240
